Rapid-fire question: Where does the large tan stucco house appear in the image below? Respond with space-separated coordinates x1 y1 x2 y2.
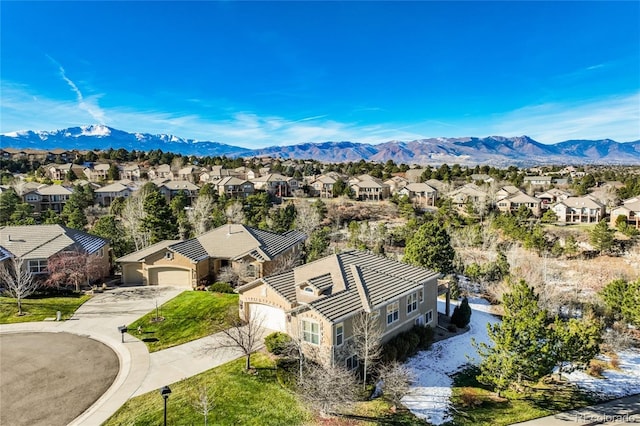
116 224 306 289
0 225 110 280
236 250 440 367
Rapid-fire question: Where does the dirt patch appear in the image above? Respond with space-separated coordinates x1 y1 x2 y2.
0 332 119 426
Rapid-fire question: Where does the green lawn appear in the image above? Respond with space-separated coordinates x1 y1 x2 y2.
104 353 311 426
0 294 91 324
128 291 239 352
447 366 595 426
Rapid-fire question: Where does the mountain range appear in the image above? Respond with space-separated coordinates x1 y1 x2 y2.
2 125 639 166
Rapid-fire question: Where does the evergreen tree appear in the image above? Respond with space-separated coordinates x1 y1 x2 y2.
9 203 35 225
269 203 296 233
551 316 602 379
589 220 615 254
306 227 330 262
403 221 456 274
0 189 21 225
141 190 178 243
107 163 120 181
600 278 640 326
41 209 63 225
451 297 472 328
476 280 555 394
91 215 133 258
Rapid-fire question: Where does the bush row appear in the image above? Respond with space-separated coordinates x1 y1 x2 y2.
382 325 434 363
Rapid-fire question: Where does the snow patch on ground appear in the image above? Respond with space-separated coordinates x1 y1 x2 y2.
565 350 640 399
402 296 640 425
402 298 500 425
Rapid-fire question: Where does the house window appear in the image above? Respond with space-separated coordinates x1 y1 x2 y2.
415 316 425 326
335 323 344 346
407 292 418 314
303 287 314 294
345 354 358 370
386 301 399 325
165 252 173 260
302 320 320 345
425 310 433 324
419 289 424 303
246 264 256 278
28 259 48 274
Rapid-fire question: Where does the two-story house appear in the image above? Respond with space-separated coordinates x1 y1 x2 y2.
610 197 640 230
215 177 255 198
552 196 606 223
236 250 440 367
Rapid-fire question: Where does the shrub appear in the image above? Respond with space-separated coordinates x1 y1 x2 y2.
447 324 458 333
451 297 472 328
208 282 235 294
383 325 434 362
459 387 483 408
264 332 292 355
587 360 605 378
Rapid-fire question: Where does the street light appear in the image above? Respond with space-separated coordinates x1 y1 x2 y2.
160 385 172 426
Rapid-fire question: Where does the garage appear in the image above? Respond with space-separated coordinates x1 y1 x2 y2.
122 263 144 285
249 304 287 332
148 267 191 288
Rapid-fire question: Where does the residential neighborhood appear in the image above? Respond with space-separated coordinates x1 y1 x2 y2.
1 147 639 426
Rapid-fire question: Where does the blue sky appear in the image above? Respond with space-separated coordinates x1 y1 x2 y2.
1 1 638 148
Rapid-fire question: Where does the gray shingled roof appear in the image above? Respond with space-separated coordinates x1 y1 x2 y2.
0 225 109 260
116 240 180 262
170 239 208 262
256 250 440 322
246 228 307 259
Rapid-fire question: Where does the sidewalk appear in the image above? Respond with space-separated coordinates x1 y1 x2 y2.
0 286 247 426
512 395 640 425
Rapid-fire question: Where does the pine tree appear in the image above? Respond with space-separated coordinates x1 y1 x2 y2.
551 316 602 379
451 297 472 328
590 220 615 254
403 221 455 274
141 189 178 243
476 280 554 393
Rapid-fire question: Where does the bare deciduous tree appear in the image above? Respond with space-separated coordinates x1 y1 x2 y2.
121 186 152 250
225 201 246 224
187 195 216 235
376 361 414 408
214 311 265 371
298 362 358 418
352 311 383 389
294 201 321 237
191 385 214 426
0 257 38 315
268 250 302 275
217 266 239 287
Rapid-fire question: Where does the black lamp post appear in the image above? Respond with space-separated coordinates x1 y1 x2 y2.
160 385 172 426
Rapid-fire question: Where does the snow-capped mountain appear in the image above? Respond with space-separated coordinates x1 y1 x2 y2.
1 125 639 165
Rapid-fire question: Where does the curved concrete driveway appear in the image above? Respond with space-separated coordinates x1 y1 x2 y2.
0 286 245 426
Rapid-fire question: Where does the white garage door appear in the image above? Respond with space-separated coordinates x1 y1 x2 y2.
149 267 191 287
249 304 287 332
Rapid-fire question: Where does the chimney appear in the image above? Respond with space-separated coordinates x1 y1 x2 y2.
7 235 11 242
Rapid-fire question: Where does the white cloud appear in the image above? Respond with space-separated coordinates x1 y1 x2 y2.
46 56 107 124
488 93 640 143
1 80 638 148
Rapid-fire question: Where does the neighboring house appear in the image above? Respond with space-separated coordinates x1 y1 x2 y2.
117 224 307 288
251 173 290 197
148 164 173 180
236 250 441 366
495 185 521 201
176 166 200 183
215 177 255 198
399 182 437 207
94 181 135 206
22 184 73 213
536 188 571 207
233 166 257 180
83 163 111 182
0 224 110 280
496 192 543 217
552 197 606 224
384 176 409 194
470 174 494 183
448 183 487 209
610 197 640 230
404 169 424 183
349 175 390 201
309 175 338 198
46 149 73 163
119 163 143 181
523 176 553 186
157 180 200 204
44 163 73 181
